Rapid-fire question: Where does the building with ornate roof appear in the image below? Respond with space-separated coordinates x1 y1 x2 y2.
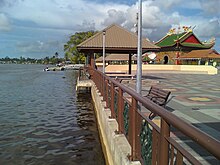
154 26 216 65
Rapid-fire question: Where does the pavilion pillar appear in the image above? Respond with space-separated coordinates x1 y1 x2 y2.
86 54 90 65
88 52 95 69
128 53 132 74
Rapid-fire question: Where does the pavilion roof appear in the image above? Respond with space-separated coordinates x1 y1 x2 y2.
77 24 160 54
156 31 215 49
179 49 220 59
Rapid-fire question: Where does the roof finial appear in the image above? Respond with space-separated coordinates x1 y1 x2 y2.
167 28 176 35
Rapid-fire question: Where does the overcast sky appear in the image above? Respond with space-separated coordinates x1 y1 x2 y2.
0 0 220 58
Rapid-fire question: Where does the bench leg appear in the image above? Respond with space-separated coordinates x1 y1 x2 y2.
149 112 157 120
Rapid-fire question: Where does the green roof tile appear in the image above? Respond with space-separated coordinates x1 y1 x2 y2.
156 33 186 47
180 42 213 48
156 31 213 49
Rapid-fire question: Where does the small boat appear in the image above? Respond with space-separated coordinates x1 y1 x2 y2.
44 67 50 71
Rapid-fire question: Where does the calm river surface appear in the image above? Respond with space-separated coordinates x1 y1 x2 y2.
0 64 105 165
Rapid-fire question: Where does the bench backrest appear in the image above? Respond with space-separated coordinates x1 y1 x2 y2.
148 86 171 106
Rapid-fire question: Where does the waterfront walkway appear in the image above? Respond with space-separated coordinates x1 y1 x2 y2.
121 71 220 164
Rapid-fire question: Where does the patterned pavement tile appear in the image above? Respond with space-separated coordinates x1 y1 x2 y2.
174 94 220 105
139 73 220 125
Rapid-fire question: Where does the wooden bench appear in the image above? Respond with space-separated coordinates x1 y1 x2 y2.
115 77 123 83
144 86 171 119
107 74 135 80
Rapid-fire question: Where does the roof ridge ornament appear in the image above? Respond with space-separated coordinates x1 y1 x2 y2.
167 25 194 35
204 37 216 44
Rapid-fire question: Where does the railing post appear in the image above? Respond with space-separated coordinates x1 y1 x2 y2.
95 71 97 89
92 68 95 82
79 67 81 80
101 75 104 97
101 74 103 94
130 97 138 160
103 77 106 102
159 118 170 165
118 88 123 133
98 72 101 91
110 82 115 118
105 80 108 107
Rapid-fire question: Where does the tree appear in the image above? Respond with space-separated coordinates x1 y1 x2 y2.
43 56 50 64
64 31 97 64
55 52 59 58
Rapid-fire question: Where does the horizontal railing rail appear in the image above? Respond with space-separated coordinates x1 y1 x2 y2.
85 66 220 164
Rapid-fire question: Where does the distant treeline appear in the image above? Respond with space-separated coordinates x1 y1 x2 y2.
1 30 99 65
0 55 65 64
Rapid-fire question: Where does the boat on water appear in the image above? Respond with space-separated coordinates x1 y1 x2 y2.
43 64 84 71
64 64 84 70
44 67 50 71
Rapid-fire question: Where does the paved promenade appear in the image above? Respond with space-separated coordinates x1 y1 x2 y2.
122 71 220 164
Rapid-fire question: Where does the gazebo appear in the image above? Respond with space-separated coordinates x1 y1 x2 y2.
77 24 160 74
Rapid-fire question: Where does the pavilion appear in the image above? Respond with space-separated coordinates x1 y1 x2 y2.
77 24 160 74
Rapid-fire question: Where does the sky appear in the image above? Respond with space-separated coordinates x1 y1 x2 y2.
0 0 220 59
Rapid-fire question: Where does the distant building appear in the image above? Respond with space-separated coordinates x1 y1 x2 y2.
155 26 216 65
178 49 220 66
95 54 137 67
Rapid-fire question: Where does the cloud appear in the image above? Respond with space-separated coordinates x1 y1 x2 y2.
1 0 129 31
142 3 167 29
147 25 171 42
0 13 11 31
152 0 182 9
167 12 182 25
0 0 220 58
199 0 220 14
74 20 96 32
0 0 197 36
16 40 64 57
0 0 18 7
16 41 47 53
102 9 126 26
101 2 171 34
100 1 183 42
195 19 220 38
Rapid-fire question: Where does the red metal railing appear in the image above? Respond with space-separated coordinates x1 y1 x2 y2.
85 66 220 164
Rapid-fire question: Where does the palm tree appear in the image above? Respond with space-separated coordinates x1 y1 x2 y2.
55 52 59 58
64 31 97 64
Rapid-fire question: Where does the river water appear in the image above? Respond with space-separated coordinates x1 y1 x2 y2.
0 64 105 165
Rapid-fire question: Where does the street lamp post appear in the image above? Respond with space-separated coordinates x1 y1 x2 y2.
103 30 106 73
136 0 142 94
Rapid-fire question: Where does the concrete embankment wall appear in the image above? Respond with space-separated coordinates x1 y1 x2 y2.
90 84 141 165
105 64 218 75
